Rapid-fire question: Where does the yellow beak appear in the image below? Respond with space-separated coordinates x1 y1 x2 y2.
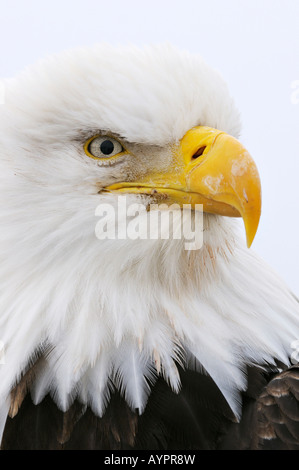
106 126 262 247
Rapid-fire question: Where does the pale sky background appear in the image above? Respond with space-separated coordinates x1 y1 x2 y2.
0 0 298 293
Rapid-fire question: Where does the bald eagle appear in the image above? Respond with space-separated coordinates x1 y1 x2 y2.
0 44 298 450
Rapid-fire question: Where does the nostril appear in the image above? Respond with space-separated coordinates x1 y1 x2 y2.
192 146 206 159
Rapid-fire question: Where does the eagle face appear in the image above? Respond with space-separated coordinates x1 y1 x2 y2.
0 44 298 429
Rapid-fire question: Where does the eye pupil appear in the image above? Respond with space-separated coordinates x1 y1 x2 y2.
100 140 115 155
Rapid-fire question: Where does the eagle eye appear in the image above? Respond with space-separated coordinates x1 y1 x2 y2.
84 135 125 160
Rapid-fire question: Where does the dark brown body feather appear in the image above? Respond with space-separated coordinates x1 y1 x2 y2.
2 365 299 450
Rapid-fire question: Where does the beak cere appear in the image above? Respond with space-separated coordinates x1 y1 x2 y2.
106 126 262 247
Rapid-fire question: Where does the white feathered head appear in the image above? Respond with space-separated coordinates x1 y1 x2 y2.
0 44 298 418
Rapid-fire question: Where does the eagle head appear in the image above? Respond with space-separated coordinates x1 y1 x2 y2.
0 44 297 422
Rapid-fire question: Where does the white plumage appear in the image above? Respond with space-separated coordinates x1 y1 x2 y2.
0 44 298 441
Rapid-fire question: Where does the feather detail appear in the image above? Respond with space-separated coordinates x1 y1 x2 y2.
82 350 113 417
111 341 156 414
